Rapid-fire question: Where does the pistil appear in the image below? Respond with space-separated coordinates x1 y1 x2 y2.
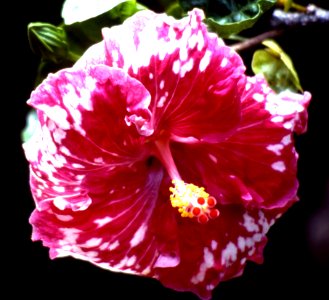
155 140 220 223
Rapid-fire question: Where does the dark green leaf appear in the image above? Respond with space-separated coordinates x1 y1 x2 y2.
179 0 276 38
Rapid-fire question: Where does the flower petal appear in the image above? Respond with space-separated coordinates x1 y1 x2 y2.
24 64 156 210
154 207 276 300
171 75 311 210
29 64 154 141
76 9 246 143
24 62 182 279
29 161 181 275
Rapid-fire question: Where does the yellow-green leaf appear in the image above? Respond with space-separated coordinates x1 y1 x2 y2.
251 39 302 93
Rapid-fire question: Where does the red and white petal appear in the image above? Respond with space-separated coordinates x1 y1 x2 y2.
171 75 310 210
215 75 311 209
154 207 277 300
77 9 246 143
29 161 181 276
24 65 156 211
24 125 92 211
29 64 154 148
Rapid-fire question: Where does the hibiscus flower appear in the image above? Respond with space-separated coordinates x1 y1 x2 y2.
23 8 311 300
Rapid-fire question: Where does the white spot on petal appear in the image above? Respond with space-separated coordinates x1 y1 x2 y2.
157 96 167 108
75 174 85 180
179 47 188 61
271 116 284 123
94 216 113 227
53 197 68 210
271 161 286 172
154 253 179 268
172 60 180 74
191 247 214 284
252 93 265 102
220 57 228 68
221 242 237 266
196 30 204 50
211 240 218 250
39 105 70 129
253 233 263 242
245 82 251 91
188 33 198 49
130 224 147 247
267 144 284 155
84 237 102 248
72 163 85 169
94 157 104 163
59 146 71 156
59 228 81 244
109 240 120 251
87 251 99 258
53 186 65 192
142 266 151 275
159 80 165 90
238 236 246 252
180 58 194 77
283 122 293 129
55 214 73 222
53 128 66 143
204 247 214 267
199 50 212 72
99 242 110 251
126 255 137 267
281 135 292 145
243 213 259 232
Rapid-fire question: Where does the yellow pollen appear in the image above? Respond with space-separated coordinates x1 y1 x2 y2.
169 179 220 223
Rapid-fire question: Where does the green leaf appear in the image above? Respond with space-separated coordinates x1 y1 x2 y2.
251 39 303 93
179 0 276 38
28 1 146 86
28 22 76 64
165 1 185 18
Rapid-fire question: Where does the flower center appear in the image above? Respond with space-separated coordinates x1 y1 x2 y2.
169 179 220 224
154 140 220 223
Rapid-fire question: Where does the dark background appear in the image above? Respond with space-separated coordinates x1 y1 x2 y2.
7 0 329 299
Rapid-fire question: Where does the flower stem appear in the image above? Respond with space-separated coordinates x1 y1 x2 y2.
230 29 284 52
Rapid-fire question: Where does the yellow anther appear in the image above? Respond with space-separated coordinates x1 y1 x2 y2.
169 179 220 223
